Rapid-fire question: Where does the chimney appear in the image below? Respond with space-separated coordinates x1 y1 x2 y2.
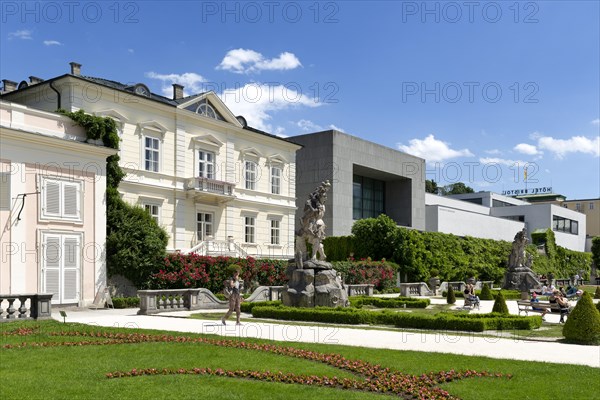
173 84 184 100
29 76 44 85
69 62 82 76
2 79 18 93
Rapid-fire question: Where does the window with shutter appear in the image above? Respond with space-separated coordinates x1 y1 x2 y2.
43 236 61 298
40 177 82 222
0 172 10 210
42 233 81 304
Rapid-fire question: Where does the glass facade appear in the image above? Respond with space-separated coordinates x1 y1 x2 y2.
353 175 385 220
552 215 578 235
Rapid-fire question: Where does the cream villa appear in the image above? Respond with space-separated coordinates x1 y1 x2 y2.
2 63 301 265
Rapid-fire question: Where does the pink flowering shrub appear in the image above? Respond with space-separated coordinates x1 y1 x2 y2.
333 258 398 290
146 254 287 293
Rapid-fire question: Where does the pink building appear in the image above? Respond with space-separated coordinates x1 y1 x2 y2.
1 101 116 307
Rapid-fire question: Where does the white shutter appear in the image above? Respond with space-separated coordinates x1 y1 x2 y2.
62 236 80 302
0 173 10 210
45 181 61 216
43 236 61 301
63 183 80 218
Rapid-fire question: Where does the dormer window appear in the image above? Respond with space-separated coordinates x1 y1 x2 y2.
195 100 217 119
134 84 151 97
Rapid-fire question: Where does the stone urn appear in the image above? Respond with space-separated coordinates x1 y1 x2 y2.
428 277 440 295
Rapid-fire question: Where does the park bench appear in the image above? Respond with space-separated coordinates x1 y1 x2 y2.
516 300 569 322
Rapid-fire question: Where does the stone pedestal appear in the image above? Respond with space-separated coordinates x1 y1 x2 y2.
502 266 541 292
282 262 349 308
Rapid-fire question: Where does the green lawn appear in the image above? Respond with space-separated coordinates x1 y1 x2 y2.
1 320 598 400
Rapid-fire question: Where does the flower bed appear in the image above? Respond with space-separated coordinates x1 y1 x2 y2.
3 328 511 399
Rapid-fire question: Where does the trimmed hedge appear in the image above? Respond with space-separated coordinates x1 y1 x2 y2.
251 306 541 332
594 286 600 300
240 300 282 313
563 292 600 345
492 291 509 314
111 297 140 309
326 216 592 284
446 286 456 305
349 296 430 309
479 283 493 300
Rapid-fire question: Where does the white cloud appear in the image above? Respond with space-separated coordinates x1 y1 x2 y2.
43 40 62 46
217 49 302 74
9 30 32 40
220 83 320 132
537 135 600 158
485 149 502 155
296 120 345 133
513 143 540 156
479 157 528 167
297 119 323 132
592 119 600 126
397 134 473 163
145 72 207 97
529 131 542 140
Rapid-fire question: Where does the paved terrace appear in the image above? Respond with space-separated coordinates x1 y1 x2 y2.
51 298 600 369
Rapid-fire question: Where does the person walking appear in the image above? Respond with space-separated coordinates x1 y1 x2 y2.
221 267 244 326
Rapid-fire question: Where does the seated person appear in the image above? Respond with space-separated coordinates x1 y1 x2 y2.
565 285 578 298
543 284 556 296
464 284 480 305
530 292 548 320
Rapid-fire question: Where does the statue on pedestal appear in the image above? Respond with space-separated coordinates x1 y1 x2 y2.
502 228 541 292
283 180 348 307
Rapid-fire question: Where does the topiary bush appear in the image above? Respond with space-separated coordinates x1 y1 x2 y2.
446 285 456 304
594 286 600 299
596 301 600 314
563 292 600 345
479 283 494 300
491 291 509 314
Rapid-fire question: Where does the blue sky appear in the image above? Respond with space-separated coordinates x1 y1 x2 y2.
1 1 599 199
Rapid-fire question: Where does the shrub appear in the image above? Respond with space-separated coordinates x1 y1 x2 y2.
106 188 169 288
349 296 430 309
111 297 140 309
322 236 355 262
446 286 456 304
251 306 540 332
595 301 600 314
332 259 398 291
491 291 509 314
240 300 282 313
594 286 600 300
146 255 288 293
351 215 399 260
563 292 600 345
479 283 494 300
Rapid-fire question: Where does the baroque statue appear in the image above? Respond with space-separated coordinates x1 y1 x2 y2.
295 180 331 268
502 228 541 293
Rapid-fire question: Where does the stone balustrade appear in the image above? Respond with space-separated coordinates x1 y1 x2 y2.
399 282 434 297
346 284 374 297
0 294 53 322
137 286 286 315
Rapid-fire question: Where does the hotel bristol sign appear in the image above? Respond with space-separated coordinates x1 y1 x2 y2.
502 187 553 196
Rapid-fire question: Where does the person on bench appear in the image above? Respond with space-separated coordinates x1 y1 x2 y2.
530 292 548 321
464 283 480 308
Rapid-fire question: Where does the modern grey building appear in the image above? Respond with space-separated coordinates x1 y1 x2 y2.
291 130 426 237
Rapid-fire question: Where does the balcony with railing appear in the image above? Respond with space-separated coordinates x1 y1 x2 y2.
184 177 236 202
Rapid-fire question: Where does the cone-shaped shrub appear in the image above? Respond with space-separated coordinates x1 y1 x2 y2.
596 301 600 314
563 292 600 345
594 286 600 299
447 285 456 304
491 290 509 314
479 283 494 300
